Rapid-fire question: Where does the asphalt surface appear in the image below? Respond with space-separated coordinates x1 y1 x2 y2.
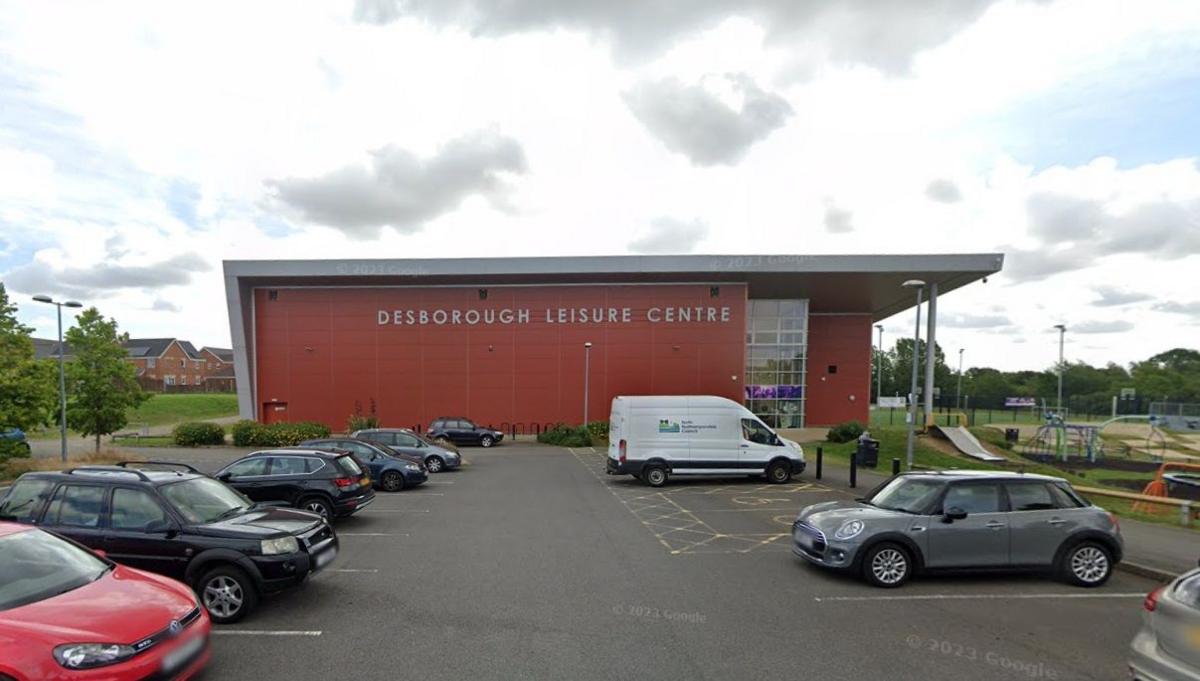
153 443 1159 681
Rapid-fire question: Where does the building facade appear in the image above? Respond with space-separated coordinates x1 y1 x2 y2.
224 254 1002 430
123 338 237 392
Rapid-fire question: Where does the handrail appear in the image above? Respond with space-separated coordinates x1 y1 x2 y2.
1074 485 1193 507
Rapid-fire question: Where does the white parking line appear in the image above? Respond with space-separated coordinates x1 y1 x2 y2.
212 630 323 636
329 568 379 573
360 509 430 514
814 592 1146 603
423 481 455 485
338 532 407 537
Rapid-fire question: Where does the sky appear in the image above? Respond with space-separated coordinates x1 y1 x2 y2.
0 0 1198 372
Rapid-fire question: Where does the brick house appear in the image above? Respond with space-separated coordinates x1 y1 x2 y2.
123 338 237 393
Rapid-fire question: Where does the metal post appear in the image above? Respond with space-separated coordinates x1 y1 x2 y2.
582 342 592 425
1054 324 1066 416
905 287 924 471
956 348 964 410
875 324 884 406
56 304 67 462
815 446 823 480
923 282 938 426
849 450 857 488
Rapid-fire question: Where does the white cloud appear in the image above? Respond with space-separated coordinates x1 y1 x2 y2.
925 178 963 203
823 202 853 234
1092 286 1152 307
1071 320 1136 334
4 253 210 299
628 217 708 254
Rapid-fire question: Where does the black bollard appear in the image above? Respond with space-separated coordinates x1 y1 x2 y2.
815 446 823 480
849 451 857 488
892 458 901 476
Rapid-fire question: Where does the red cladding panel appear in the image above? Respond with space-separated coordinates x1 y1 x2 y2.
254 285 746 429
805 315 872 426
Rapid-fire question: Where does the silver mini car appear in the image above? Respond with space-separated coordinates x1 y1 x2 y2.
1129 564 1200 681
793 471 1122 588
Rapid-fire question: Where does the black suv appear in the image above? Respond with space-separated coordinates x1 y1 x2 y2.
0 462 339 623
214 449 375 520
428 417 504 447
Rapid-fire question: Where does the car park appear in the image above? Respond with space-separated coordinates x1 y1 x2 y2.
1129 563 1200 680
426 417 504 448
353 427 463 473
604 395 806 487
300 438 428 491
792 471 1122 588
0 522 212 680
0 462 339 623
215 449 375 519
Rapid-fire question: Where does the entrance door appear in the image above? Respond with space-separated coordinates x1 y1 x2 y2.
263 402 288 424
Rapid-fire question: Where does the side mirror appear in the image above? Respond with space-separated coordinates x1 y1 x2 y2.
942 507 968 523
216 472 232 482
93 548 108 559
145 519 176 535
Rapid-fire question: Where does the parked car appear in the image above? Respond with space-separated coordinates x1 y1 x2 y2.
300 438 427 491
0 462 338 623
215 449 375 519
792 471 1122 588
353 428 462 473
0 522 212 680
427 418 504 448
1 427 30 456
1129 563 1200 680
605 395 806 487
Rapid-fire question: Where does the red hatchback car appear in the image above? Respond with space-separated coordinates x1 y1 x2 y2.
0 522 210 680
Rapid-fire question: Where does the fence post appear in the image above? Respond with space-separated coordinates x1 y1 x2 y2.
815 446 823 480
1182 501 1192 528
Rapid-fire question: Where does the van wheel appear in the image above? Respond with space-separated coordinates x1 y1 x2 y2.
766 460 792 484
642 465 668 487
1059 541 1113 587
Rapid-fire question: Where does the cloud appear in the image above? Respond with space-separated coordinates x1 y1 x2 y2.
623 74 792 166
1026 192 1200 258
1154 301 1200 316
1071 320 1135 334
941 313 1012 328
823 202 853 233
267 131 528 239
925 179 962 203
3 253 210 299
353 0 1002 73
1092 286 1152 307
150 298 181 313
1000 247 1093 282
628 217 708 254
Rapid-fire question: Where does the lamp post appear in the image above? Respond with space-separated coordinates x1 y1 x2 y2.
583 342 593 425
902 280 925 470
956 348 964 410
1053 324 1066 416
874 324 884 406
32 295 83 462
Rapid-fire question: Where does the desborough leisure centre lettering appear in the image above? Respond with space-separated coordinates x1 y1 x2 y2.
377 306 732 326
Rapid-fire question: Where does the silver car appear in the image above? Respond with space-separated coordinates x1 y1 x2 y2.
352 428 462 473
793 471 1122 588
1129 565 1200 680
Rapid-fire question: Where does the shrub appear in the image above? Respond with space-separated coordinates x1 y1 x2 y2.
585 420 610 443
172 422 226 447
0 439 31 472
347 399 380 432
537 423 592 447
826 421 866 444
231 420 332 447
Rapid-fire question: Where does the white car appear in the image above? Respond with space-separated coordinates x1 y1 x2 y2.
605 395 805 487
1129 563 1200 680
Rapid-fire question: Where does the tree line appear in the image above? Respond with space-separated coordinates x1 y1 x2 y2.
873 338 1200 414
0 283 147 456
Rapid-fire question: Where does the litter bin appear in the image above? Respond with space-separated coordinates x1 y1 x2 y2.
1004 428 1020 444
856 438 880 468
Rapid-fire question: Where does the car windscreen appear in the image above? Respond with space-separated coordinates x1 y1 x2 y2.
336 455 363 476
160 477 251 524
0 529 109 611
866 477 945 514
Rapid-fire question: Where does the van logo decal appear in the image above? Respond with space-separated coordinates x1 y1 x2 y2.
657 419 680 433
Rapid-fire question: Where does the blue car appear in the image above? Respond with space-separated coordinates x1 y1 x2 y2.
300 438 427 492
1 428 30 456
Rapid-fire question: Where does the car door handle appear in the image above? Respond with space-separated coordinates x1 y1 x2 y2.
739 444 749 448
1047 518 1066 526
985 521 1006 529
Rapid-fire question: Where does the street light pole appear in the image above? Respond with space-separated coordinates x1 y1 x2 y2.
1054 324 1066 415
956 348 964 410
874 324 884 406
583 342 593 425
33 295 83 462
902 280 926 471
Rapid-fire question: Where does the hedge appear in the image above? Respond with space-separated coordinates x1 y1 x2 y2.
231 420 332 447
584 421 610 443
537 423 592 447
826 421 866 444
172 422 226 447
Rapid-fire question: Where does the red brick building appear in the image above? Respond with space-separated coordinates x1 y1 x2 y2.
123 338 236 392
223 255 1001 430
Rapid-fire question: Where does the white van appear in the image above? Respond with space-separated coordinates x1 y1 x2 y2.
605 395 806 487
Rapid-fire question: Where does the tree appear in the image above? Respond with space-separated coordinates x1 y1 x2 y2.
0 283 57 443
64 307 149 451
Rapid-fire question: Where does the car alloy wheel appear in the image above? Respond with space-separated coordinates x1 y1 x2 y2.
304 499 332 518
426 456 445 473
1070 546 1109 584
480 435 494 447
870 548 908 586
381 471 404 492
203 575 244 620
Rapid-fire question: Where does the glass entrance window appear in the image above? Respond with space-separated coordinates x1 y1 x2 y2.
744 299 808 428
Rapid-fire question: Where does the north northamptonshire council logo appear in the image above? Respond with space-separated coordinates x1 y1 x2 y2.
658 419 680 433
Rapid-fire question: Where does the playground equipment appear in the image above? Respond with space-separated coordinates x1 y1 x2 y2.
1134 462 1200 514
1024 413 1167 463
